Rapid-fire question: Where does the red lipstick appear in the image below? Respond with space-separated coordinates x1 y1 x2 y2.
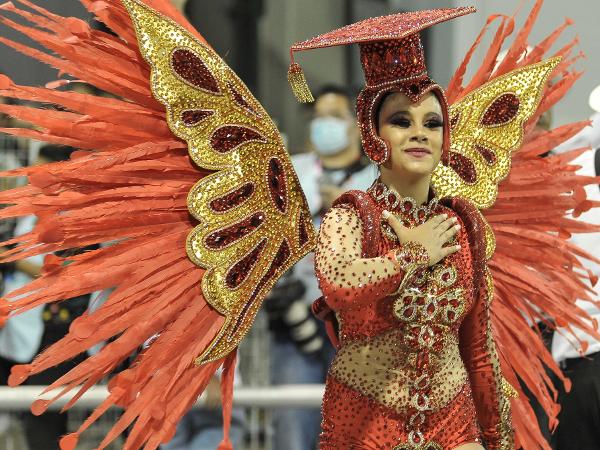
404 147 432 158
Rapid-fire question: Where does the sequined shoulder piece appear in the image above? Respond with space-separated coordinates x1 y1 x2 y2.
332 190 381 258
441 197 487 291
123 0 316 363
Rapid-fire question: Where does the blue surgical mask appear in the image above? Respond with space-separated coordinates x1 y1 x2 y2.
310 116 350 155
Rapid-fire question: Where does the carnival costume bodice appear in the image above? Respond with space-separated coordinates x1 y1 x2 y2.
315 183 512 450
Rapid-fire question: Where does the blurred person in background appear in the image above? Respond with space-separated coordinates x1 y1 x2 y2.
0 96 30 167
264 85 374 450
0 145 61 384
515 106 556 445
0 144 92 450
0 95 31 443
0 95 30 280
549 85 600 450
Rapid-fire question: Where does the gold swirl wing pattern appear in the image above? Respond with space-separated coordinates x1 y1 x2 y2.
432 57 561 210
123 0 316 364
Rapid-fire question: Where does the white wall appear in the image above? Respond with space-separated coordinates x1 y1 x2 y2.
259 0 348 152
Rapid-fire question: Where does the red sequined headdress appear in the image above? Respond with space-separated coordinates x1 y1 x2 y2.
288 7 475 164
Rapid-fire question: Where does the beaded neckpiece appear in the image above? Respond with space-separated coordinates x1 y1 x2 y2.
368 181 439 226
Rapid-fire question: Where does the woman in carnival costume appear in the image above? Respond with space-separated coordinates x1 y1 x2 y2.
0 1 597 449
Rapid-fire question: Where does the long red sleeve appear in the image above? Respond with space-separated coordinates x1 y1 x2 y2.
459 268 514 449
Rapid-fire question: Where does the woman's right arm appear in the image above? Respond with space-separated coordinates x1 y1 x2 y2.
314 206 428 311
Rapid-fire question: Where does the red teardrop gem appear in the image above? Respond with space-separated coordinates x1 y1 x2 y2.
298 212 309 247
450 113 460 129
267 157 287 213
181 109 213 126
228 82 260 116
449 151 477 184
231 239 291 334
171 48 220 93
226 239 267 289
210 126 265 153
204 211 265 250
210 183 254 212
475 145 497 164
481 93 520 126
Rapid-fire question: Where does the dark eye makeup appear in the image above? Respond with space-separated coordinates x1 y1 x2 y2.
387 113 443 129
425 118 444 128
389 116 411 127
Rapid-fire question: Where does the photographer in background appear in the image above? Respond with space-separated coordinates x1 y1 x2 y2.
265 85 374 450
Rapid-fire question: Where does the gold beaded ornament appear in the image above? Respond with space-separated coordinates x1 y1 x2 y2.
123 0 316 364
287 62 314 103
431 57 561 210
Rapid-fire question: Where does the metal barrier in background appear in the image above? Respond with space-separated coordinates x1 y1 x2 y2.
0 384 325 410
0 384 324 450
238 310 273 450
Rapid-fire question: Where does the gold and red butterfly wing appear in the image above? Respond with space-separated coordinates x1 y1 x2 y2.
433 57 561 211
123 0 316 364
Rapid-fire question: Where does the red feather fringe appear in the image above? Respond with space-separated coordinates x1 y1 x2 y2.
0 1 232 449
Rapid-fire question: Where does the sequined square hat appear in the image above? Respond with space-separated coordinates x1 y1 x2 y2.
288 7 475 164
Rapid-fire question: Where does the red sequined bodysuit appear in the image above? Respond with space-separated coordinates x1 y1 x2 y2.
315 182 512 450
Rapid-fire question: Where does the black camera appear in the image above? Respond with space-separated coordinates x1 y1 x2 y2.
264 272 324 355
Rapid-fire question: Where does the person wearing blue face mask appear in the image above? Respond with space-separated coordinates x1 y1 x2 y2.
308 85 373 214
309 95 355 157
265 85 375 450
310 115 350 155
